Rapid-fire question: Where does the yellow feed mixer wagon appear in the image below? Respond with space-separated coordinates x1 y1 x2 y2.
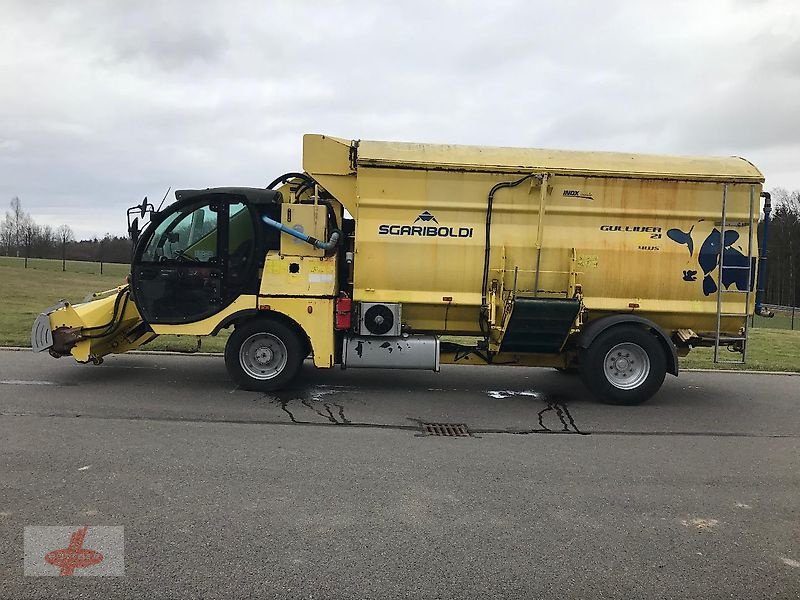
32 134 771 404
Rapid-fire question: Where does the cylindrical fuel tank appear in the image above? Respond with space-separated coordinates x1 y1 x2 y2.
341 335 440 371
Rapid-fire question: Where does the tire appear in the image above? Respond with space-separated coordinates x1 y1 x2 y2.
578 326 667 405
224 319 304 392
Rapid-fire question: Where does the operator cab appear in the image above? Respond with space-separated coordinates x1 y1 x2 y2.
129 188 281 325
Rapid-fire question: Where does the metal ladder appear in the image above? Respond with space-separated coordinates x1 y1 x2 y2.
713 184 757 363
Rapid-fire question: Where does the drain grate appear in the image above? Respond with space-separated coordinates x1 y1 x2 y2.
422 423 470 437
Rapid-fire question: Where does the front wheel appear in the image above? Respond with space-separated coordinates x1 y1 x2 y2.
224 319 304 391
579 326 667 405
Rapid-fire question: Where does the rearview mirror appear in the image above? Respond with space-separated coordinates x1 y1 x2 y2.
128 217 140 243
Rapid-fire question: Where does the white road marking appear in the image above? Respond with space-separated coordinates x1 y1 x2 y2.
734 502 752 509
0 380 58 385
487 390 541 399
77 465 91 471
314 384 356 390
310 386 340 402
780 557 800 568
102 365 166 370
681 518 719 530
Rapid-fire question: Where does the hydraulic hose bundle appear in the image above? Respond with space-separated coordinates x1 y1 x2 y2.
263 173 342 254
80 287 131 339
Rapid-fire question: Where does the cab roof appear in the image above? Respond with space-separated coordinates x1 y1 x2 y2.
175 187 282 205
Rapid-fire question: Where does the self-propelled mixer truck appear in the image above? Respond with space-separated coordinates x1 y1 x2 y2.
32 134 771 404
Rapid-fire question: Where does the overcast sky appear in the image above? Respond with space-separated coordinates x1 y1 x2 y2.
2 0 799 238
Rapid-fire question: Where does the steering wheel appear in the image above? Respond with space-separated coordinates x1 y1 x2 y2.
174 249 200 262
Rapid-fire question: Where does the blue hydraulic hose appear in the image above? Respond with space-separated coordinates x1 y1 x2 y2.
262 214 340 251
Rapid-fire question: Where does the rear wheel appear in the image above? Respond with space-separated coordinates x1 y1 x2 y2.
579 326 667 405
225 319 304 391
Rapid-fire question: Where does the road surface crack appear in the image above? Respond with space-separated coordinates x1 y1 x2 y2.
1 411 795 438
536 397 583 434
268 386 351 425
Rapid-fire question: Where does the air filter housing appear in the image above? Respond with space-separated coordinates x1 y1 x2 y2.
359 302 402 336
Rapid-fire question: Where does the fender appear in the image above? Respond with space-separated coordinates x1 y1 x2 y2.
213 308 316 361
238 299 334 368
210 309 259 336
577 315 679 376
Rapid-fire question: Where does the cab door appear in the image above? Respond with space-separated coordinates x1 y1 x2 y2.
132 199 227 324
132 191 260 326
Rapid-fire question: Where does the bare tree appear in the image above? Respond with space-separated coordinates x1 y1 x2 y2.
98 232 113 275
21 217 39 268
56 224 74 271
0 216 12 255
9 196 26 256
39 224 55 246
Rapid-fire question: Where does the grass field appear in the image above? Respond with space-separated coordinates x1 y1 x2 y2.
0 257 798 370
753 310 798 331
0 256 129 277
679 328 800 371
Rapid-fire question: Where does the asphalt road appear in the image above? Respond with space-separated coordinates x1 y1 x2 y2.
1 350 798 599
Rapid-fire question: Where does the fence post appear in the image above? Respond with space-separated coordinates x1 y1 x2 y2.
793 305 796 331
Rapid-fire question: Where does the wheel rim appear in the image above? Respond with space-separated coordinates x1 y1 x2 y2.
239 333 288 380
603 342 650 390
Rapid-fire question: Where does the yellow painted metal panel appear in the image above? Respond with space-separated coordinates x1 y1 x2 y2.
440 350 570 368
151 295 257 336
309 142 761 342
154 293 336 369
258 297 336 368
302 134 353 175
302 135 358 215
304 134 764 182
45 287 150 362
280 203 326 257
259 252 337 297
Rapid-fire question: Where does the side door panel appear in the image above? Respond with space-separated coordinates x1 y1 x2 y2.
133 200 225 324
132 194 261 325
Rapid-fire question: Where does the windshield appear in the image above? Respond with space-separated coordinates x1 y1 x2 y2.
141 205 219 262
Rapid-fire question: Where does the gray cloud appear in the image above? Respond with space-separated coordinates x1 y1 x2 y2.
1 0 799 237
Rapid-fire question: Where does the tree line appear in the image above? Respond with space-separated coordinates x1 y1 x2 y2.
0 197 131 268
763 188 800 307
